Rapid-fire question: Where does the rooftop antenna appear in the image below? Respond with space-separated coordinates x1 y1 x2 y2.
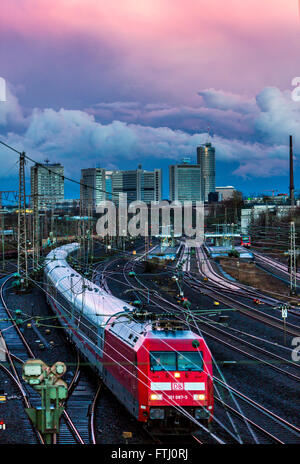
289 135 295 207
206 125 210 144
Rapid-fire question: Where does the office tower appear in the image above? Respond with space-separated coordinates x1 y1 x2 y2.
215 186 236 201
105 170 113 200
112 167 162 204
80 168 106 210
139 168 162 203
169 160 203 202
31 162 64 210
197 143 216 202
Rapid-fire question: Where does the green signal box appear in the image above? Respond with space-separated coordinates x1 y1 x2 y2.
25 406 65 434
22 359 68 444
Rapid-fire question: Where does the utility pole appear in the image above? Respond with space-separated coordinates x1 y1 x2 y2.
289 221 297 296
231 223 234 250
17 152 28 288
289 135 295 208
32 165 40 269
265 207 269 232
79 187 87 266
44 208 48 246
87 198 93 266
145 234 149 261
1 210 4 271
50 171 55 242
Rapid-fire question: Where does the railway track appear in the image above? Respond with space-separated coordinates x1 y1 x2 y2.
94 259 226 444
0 276 44 444
143 427 205 445
58 351 98 444
197 245 299 308
102 258 299 381
0 276 98 445
124 260 300 378
252 249 300 282
187 274 300 338
189 248 300 337
109 257 300 444
90 383 102 445
214 377 300 444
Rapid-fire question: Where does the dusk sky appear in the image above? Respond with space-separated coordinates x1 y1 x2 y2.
0 0 300 198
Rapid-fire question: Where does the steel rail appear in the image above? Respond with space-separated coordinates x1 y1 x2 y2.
214 377 300 437
0 276 86 445
0 277 44 444
123 258 300 443
90 383 102 445
188 277 300 338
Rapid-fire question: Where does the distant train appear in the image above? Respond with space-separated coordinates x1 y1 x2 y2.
241 235 251 248
44 244 214 431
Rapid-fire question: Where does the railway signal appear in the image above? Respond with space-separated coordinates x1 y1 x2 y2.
289 222 297 296
22 359 68 444
281 306 288 319
279 304 289 346
0 421 6 430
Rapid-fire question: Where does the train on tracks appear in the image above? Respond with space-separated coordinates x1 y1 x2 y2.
44 244 214 432
240 235 251 248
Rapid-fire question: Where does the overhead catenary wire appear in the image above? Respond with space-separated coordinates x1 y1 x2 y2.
17 261 234 442
0 140 125 200
6 248 298 440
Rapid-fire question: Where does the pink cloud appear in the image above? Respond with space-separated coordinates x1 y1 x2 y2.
1 0 300 104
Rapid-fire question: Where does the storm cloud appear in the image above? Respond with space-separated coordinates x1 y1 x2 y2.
0 85 297 184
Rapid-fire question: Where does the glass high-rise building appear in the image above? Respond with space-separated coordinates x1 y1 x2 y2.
112 167 162 204
169 161 203 203
31 162 64 210
80 168 106 210
105 171 113 200
197 143 215 202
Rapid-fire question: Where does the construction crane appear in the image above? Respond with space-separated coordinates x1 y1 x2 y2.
262 189 278 197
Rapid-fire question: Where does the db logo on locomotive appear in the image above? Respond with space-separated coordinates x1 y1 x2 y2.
173 383 184 390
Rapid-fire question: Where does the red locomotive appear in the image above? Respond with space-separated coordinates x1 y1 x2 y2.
241 235 251 248
104 319 214 430
44 244 214 432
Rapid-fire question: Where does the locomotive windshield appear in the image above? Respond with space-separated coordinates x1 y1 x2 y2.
150 351 203 372
177 352 203 371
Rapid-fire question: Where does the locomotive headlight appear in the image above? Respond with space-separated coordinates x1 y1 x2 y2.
174 372 180 378
193 394 205 401
150 393 162 401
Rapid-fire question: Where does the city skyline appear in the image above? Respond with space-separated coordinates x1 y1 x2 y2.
0 0 299 198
